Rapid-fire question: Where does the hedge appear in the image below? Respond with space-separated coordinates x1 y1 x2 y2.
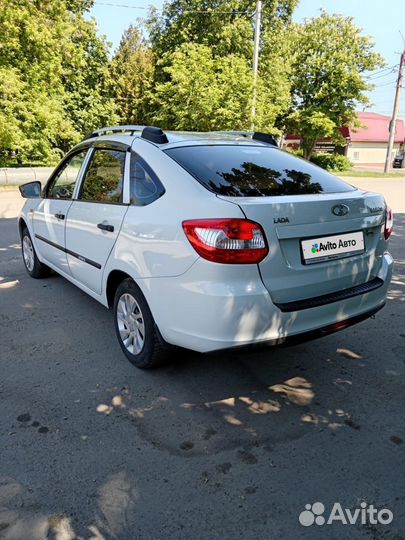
309 153 352 171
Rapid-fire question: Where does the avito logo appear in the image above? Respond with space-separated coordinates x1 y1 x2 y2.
311 238 357 254
299 501 393 527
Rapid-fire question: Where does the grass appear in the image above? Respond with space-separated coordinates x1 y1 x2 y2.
335 170 404 178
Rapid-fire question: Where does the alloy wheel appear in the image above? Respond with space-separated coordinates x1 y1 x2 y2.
116 293 145 355
23 235 35 272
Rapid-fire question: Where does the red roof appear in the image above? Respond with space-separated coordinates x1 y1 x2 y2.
341 112 405 143
285 112 405 144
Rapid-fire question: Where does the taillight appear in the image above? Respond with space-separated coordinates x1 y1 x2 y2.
182 218 269 264
384 206 393 240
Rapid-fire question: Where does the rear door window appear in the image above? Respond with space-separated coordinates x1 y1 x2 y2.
165 145 355 196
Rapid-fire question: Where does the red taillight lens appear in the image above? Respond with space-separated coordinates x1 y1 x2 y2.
384 206 393 240
182 218 269 264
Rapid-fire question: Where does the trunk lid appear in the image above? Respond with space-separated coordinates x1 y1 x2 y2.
219 189 386 304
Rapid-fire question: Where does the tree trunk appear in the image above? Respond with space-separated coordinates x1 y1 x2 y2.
302 138 316 160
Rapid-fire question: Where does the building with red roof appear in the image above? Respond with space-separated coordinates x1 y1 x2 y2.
342 112 404 167
284 112 405 168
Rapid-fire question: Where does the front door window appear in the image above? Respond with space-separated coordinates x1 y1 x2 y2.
47 150 88 200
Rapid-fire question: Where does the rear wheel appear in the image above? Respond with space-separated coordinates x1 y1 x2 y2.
21 228 51 278
113 278 166 369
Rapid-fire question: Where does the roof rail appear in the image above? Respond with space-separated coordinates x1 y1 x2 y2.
141 126 169 144
211 130 278 146
84 125 146 140
84 125 170 145
211 131 252 138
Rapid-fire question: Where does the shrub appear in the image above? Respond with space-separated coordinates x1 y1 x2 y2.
310 153 352 171
288 149 304 158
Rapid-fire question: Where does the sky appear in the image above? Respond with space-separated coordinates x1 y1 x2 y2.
89 0 405 117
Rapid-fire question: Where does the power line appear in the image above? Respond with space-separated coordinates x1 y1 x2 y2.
373 79 398 87
372 99 402 104
368 65 399 76
94 2 252 13
367 66 399 80
95 1 147 8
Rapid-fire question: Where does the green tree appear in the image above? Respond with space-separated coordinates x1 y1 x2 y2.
0 0 116 165
146 0 298 132
149 44 220 130
286 11 385 158
0 68 25 157
62 14 117 147
147 0 298 58
111 26 155 125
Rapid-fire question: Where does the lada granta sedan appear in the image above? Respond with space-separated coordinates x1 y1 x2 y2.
18 126 393 368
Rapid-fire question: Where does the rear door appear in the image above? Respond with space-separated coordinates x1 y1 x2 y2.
65 147 129 294
33 149 89 273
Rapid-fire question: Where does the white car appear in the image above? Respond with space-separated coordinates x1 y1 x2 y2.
18 126 394 368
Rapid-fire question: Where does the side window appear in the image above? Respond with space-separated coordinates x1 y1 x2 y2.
47 150 88 200
79 149 125 204
130 153 165 206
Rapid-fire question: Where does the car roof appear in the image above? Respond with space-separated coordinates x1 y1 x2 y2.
81 127 275 150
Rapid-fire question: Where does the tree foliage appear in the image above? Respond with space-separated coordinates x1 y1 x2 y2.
148 43 253 130
146 0 298 132
0 0 387 166
0 0 116 165
147 0 298 58
111 26 155 126
286 12 385 158
62 12 117 143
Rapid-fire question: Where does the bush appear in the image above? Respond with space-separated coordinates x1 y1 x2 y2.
310 153 352 171
288 149 304 158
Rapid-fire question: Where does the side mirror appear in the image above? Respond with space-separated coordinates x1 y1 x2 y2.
19 181 41 198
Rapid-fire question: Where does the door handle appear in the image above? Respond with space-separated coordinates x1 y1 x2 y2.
97 223 114 232
54 213 65 220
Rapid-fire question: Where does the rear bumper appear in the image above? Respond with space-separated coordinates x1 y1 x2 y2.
209 302 385 353
274 276 384 312
144 252 393 353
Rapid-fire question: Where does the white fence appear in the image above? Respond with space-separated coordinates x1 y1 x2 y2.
0 167 54 185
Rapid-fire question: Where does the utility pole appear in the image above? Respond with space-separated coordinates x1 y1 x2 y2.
384 50 405 172
251 0 262 131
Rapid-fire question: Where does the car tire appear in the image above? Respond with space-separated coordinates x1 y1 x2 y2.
21 227 51 279
113 278 167 369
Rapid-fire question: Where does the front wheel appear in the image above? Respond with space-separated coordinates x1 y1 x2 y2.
21 228 51 278
113 278 166 369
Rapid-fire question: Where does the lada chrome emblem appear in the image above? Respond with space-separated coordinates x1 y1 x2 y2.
331 204 349 217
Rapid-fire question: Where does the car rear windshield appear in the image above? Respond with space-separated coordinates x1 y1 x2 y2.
165 145 355 197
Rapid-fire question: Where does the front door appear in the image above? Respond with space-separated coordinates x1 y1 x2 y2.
32 149 89 273
65 148 128 294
